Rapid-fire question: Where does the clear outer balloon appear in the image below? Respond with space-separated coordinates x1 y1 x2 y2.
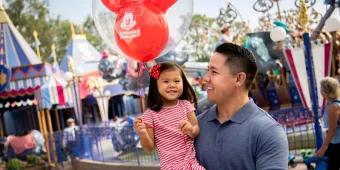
324 17 340 32
270 26 287 42
92 0 193 62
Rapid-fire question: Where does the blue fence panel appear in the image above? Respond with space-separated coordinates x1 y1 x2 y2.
269 106 325 156
51 122 159 166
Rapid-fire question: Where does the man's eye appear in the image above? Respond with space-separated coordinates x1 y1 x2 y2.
211 70 217 74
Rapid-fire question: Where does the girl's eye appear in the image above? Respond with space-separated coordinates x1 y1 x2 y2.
175 80 181 83
163 80 169 83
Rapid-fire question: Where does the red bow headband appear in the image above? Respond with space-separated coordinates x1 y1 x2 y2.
149 64 161 79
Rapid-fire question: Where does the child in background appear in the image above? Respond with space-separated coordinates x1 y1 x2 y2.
134 62 205 170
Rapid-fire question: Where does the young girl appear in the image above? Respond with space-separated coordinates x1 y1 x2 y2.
134 62 205 170
316 77 340 170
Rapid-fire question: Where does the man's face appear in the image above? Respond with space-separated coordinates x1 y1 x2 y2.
203 53 237 104
157 69 184 103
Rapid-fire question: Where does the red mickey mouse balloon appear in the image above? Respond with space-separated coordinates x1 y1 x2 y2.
101 0 176 62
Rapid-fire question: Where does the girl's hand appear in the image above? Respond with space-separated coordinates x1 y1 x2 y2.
178 120 194 137
134 117 148 136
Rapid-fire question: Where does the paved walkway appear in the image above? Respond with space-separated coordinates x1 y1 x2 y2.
289 163 310 170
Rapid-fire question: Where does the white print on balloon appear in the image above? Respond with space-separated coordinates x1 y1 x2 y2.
119 11 140 39
119 29 140 39
120 11 136 30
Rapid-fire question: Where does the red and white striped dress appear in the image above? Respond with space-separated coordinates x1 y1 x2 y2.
142 100 205 170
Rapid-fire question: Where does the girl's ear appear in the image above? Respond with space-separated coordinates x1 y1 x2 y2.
235 72 246 87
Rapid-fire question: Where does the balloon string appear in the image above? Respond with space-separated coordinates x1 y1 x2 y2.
137 62 147 97
137 62 148 113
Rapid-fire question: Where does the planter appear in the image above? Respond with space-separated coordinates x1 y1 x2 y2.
23 165 48 170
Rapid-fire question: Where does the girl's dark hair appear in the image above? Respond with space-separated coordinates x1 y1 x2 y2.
147 62 197 112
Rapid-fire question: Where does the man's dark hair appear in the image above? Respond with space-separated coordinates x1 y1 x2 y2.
147 62 197 112
215 42 257 89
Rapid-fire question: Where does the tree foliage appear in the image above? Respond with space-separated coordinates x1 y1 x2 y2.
180 14 250 62
82 16 104 52
181 14 220 62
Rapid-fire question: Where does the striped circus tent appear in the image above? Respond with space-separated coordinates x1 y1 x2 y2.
59 33 103 101
59 34 101 75
0 4 41 68
35 75 74 109
0 2 42 95
283 42 332 110
0 63 64 110
8 63 54 90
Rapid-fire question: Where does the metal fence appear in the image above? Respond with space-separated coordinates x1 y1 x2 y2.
48 107 323 165
269 106 324 157
51 119 159 166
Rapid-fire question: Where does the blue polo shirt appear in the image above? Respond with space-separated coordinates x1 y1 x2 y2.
195 99 288 170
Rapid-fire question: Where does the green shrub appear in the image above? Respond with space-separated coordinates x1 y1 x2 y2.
6 158 24 170
26 155 39 166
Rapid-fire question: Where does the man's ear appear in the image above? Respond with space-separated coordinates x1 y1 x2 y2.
235 72 247 87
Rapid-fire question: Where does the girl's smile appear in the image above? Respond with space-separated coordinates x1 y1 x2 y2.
157 69 183 106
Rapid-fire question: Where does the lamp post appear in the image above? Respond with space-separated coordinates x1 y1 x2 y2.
299 0 323 149
65 57 83 125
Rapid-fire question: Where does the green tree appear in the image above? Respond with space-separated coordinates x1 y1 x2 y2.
181 14 219 62
180 14 250 62
82 15 104 52
47 18 72 63
5 0 54 61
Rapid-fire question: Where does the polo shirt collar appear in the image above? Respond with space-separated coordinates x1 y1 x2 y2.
207 99 256 124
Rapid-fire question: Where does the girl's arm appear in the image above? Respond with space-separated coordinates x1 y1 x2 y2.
134 117 155 152
139 127 155 152
179 111 200 138
316 104 339 156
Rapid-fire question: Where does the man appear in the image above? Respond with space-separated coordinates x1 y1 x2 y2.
195 43 288 169
220 26 233 43
62 118 79 158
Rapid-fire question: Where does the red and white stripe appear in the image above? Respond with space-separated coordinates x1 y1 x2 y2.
142 100 205 170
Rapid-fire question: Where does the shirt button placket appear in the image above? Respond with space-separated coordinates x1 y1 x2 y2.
215 125 223 153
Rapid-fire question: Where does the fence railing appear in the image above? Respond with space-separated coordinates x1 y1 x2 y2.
51 121 159 166
269 106 325 156
47 107 324 165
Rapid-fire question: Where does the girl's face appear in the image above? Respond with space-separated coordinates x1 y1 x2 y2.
157 68 183 105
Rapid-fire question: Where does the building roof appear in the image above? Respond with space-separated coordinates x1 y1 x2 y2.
59 35 101 75
0 5 41 68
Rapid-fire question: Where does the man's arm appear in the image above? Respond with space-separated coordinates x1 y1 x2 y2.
256 124 288 170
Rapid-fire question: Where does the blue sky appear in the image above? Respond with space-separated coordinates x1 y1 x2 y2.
48 0 327 29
